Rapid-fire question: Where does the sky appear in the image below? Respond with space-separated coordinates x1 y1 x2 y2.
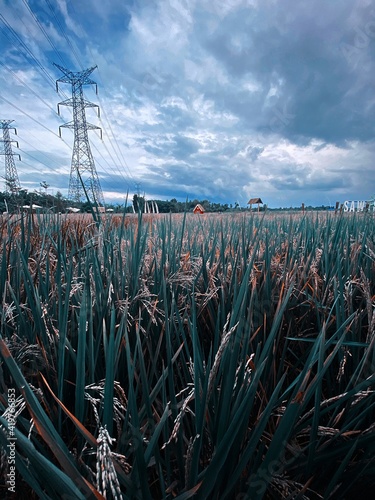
0 0 374 208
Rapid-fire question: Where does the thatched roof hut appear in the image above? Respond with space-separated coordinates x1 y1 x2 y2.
247 198 263 212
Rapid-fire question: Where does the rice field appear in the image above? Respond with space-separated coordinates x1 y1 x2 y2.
0 210 375 499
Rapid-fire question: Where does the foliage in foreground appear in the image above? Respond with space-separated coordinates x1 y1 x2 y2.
0 210 375 499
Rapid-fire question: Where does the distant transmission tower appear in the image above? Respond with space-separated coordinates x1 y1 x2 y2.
0 120 21 195
54 64 104 206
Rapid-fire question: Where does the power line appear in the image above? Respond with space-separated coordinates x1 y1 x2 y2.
0 93 68 141
61 1 139 189
21 0 66 67
0 60 62 115
0 14 56 90
44 0 84 71
94 90 138 182
37 2 137 192
17 146 68 175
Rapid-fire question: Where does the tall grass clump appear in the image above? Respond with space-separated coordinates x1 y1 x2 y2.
1 209 375 499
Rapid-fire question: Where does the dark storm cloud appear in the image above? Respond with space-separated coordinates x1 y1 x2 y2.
199 0 375 145
157 104 194 129
271 164 347 191
171 135 199 158
99 173 134 193
143 144 166 156
246 146 264 162
144 134 200 161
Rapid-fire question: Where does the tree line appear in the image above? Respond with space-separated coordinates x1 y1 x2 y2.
0 189 247 214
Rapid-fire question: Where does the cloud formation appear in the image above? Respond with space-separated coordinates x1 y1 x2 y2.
0 0 374 207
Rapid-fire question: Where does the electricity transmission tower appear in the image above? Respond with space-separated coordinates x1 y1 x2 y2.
0 120 21 195
54 63 104 207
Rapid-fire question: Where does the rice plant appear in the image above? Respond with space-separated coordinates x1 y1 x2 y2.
0 210 375 499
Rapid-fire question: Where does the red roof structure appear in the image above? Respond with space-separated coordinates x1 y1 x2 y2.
193 204 205 214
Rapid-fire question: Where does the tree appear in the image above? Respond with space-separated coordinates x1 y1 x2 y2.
54 191 65 212
133 194 145 212
40 181 50 193
5 177 21 197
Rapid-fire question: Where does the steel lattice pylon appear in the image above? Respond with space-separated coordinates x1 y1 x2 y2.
54 63 104 207
0 120 21 195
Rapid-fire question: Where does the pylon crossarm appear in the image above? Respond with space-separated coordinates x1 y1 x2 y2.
0 119 14 127
79 66 97 81
59 122 75 135
58 98 74 108
53 62 75 80
81 77 97 89
56 76 74 86
58 125 72 137
85 125 102 140
88 82 98 95
86 123 101 131
83 101 100 112
57 98 99 114
54 62 97 82
0 139 18 145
